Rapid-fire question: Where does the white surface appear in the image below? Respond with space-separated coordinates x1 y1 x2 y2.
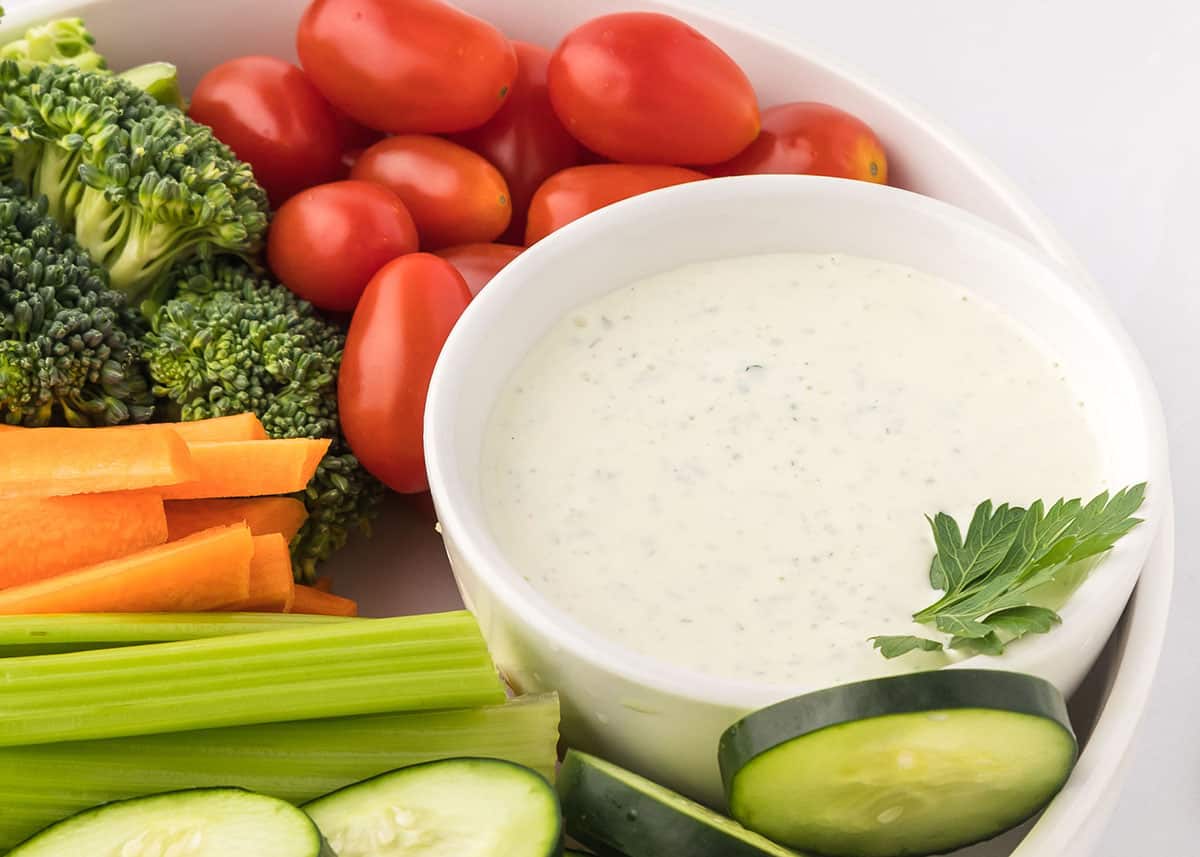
681 2 1197 851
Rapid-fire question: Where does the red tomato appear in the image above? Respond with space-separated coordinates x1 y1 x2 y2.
297 0 517 133
330 106 383 153
351 135 512 249
547 13 759 165
434 243 522 296
525 164 706 244
709 102 889 183
267 180 419 312
189 56 343 206
451 42 583 244
339 253 472 493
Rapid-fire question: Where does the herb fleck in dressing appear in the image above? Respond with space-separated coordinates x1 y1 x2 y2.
481 253 1103 686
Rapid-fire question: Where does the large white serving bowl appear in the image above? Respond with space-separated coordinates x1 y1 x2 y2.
3 1 1176 854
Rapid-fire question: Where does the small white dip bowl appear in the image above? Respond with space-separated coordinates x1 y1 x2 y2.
424 174 1167 803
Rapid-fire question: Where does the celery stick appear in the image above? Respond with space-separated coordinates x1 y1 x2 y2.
0 693 561 852
0 613 356 657
0 611 504 746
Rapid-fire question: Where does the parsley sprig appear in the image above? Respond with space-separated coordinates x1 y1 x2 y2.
871 483 1147 659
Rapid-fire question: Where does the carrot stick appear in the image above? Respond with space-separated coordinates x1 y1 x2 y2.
311 576 334 593
165 497 308 542
216 534 295 612
0 524 253 614
0 426 195 498
169 414 268 443
290 585 358 617
0 493 167 589
157 439 330 501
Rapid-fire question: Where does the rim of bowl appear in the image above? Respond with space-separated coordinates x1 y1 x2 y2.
425 174 1169 711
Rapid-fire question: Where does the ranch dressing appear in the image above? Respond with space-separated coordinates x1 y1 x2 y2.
480 253 1103 687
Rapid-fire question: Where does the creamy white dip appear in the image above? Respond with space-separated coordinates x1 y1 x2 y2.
480 253 1103 687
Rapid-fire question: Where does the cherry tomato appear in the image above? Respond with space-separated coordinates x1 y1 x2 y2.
330 106 383 153
525 164 706 244
709 102 888 183
267 180 419 312
297 0 517 134
350 135 512 249
547 13 759 165
434 243 522 296
339 253 472 493
189 55 343 206
451 42 583 244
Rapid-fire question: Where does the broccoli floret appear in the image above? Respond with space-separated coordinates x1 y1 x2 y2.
145 259 383 580
0 61 268 312
0 182 153 426
0 17 107 71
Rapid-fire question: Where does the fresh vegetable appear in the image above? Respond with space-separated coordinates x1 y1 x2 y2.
435 242 523 296
339 253 471 493
118 61 185 108
0 61 269 308
165 496 309 542
0 16 106 70
189 55 345 206
297 0 517 133
304 758 561 857
146 260 381 578
330 106 383 156
558 750 793 857
0 693 559 850
719 671 1077 857
0 612 354 657
350 135 513 249
525 164 706 244
0 610 503 746
6 788 331 857
291 583 358 617
0 425 193 497
547 13 760 164
0 492 167 588
157 438 331 500
0 186 154 426
0 523 253 615
220 533 296 612
267 179 419 312
871 484 1147 658
452 41 584 243
167 412 269 442
710 102 888 183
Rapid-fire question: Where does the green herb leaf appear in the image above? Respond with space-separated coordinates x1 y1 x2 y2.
983 605 1061 640
948 632 1005 656
869 635 944 659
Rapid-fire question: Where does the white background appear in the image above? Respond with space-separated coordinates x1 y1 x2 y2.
684 1 1198 850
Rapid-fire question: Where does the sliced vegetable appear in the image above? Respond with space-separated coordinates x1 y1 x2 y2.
291 584 358 616
165 496 309 542
218 534 295 612
0 610 504 746
0 426 194 498
0 492 167 588
157 438 331 500
167 412 269 443
0 613 354 658
0 693 559 851
304 758 561 857
7 788 329 857
0 523 253 615
558 750 794 857
719 670 1077 857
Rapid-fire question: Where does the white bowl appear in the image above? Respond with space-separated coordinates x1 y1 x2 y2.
425 174 1168 803
4 0 1176 853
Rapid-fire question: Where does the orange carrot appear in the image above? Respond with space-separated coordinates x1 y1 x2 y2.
312 576 335 593
157 439 331 501
0 425 19 431
165 497 308 542
169 414 268 443
216 533 296 612
0 493 167 588
0 524 253 614
0 426 195 498
290 584 358 617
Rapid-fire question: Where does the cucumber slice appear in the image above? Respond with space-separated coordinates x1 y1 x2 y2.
558 750 796 857
302 757 561 857
719 670 1077 857
8 787 329 857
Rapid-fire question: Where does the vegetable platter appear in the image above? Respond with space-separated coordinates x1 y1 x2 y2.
0 1 1175 857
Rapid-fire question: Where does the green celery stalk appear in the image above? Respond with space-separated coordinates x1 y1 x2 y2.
0 613 357 657
0 693 560 851
0 611 504 746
